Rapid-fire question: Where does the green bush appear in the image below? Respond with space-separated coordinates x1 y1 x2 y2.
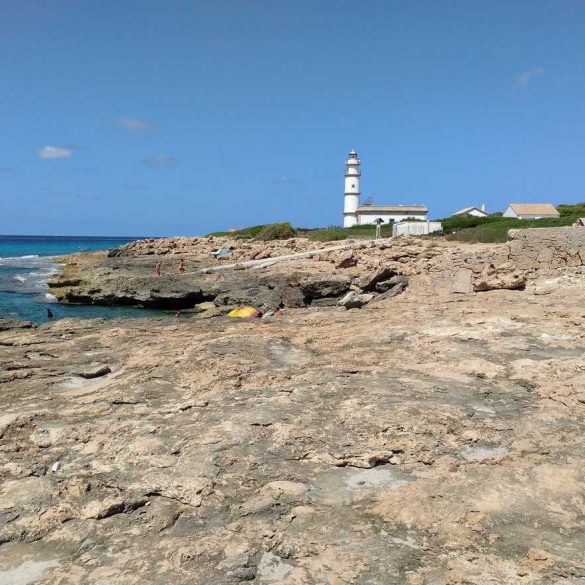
255 222 297 241
307 226 348 241
557 202 585 217
446 216 577 243
208 222 296 239
439 214 503 232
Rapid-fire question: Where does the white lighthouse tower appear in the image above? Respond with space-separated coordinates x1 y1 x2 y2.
343 149 361 227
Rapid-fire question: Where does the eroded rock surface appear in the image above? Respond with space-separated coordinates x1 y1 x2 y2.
2 267 585 583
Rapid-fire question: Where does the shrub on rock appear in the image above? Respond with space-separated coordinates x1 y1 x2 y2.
255 222 297 241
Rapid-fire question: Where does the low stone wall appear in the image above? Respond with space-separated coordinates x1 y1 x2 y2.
508 227 585 270
423 227 585 294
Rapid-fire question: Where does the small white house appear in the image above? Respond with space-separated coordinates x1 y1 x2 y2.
452 205 488 218
503 203 559 219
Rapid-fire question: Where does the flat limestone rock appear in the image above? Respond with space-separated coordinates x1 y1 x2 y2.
75 362 111 379
0 318 34 331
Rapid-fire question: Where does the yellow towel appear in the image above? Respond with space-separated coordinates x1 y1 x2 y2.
228 307 260 318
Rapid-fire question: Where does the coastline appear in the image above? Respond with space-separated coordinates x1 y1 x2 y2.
46 235 441 314
0 236 146 323
44 229 538 315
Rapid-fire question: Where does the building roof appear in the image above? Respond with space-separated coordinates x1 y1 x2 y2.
453 206 487 216
356 205 428 214
507 203 559 216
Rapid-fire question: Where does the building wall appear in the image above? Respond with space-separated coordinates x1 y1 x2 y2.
502 206 518 218
344 174 360 195
517 214 559 220
357 213 428 225
343 212 358 228
343 193 360 227
466 209 488 218
503 206 559 220
393 221 442 236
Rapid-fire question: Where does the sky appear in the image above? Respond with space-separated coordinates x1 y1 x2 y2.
1 0 585 236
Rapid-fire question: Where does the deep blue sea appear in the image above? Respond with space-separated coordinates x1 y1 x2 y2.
0 235 169 324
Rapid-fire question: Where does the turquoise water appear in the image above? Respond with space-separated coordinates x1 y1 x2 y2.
0 235 170 324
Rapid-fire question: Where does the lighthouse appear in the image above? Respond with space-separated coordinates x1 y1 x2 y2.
343 149 361 227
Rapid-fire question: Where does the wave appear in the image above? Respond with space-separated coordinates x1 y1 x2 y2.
0 254 40 260
0 256 57 269
0 255 60 294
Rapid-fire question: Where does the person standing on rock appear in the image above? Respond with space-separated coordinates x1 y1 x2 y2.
374 217 384 240
178 259 185 274
155 260 162 276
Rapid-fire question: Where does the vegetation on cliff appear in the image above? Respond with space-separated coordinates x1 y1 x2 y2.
209 222 394 241
208 202 585 244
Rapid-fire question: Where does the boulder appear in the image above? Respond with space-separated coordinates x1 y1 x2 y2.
355 267 398 291
311 297 340 307
213 275 305 309
474 266 527 292
374 281 408 300
335 250 357 269
338 291 375 309
301 274 352 300
374 274 408 293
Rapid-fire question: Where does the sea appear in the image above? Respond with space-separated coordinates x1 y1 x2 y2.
0 235 169 324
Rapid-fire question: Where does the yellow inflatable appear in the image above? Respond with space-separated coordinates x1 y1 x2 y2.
228 307 260 318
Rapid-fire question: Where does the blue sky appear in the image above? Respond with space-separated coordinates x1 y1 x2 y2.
1 1 584 236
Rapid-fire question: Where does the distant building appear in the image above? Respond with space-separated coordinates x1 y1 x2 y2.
502 203 559 220
343 149 428 227
392 221 443 237
452 205 488 218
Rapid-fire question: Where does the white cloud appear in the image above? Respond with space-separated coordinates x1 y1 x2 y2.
514 67 544 88
117 118 152 131
38 146 73 159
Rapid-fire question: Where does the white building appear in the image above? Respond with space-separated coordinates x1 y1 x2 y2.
343 149 428 227
453 205 488 218
502 203 559 219
392 221 443 237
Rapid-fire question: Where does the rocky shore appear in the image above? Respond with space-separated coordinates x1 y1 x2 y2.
47 231 537 314
47 236 433 312
2 228 585 583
